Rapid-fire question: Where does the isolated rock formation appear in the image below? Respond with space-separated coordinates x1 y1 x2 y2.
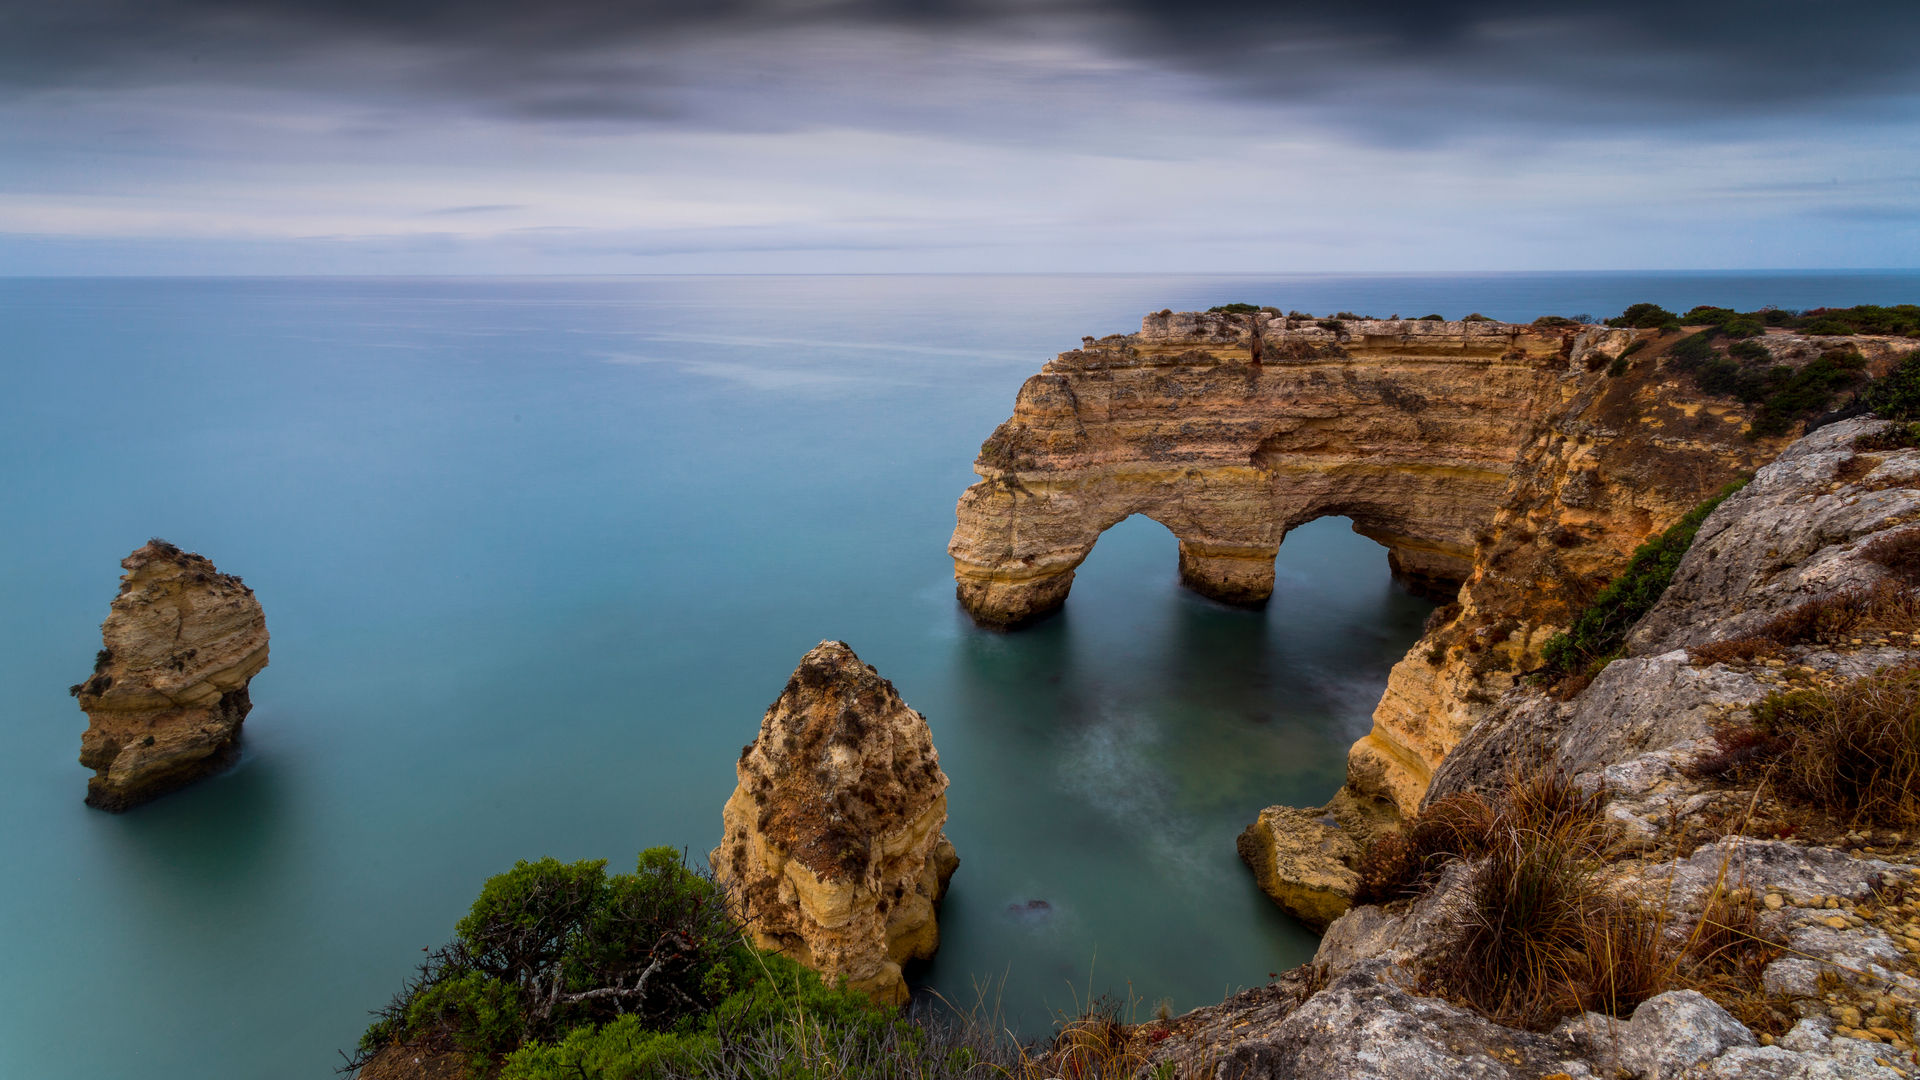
72 540 270 811
711 641 958 1005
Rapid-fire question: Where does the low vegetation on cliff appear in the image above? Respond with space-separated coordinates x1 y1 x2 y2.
348 849 1021 1080
1538 480 1749 684
1608 302 1920 338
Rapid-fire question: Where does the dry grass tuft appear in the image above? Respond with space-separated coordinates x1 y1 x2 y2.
1427 824 1608 1027
1688 636 1785 666
1355 767 1605 905
1760 578 1920 646
1751 665 1920 827
1863 529 1920 586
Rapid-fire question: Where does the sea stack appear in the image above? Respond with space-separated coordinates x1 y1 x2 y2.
711 641 958 1006
72 540 270 811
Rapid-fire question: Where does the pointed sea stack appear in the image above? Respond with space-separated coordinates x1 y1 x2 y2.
72 540 270 811
711 641 958 1006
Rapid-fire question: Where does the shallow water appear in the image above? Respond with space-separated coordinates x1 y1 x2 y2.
2 272 1915 1078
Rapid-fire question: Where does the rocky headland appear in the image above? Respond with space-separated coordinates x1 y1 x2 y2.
1127 416 1920 1079
956 308 1920 1078
711 640 959 1006
71 539 269 811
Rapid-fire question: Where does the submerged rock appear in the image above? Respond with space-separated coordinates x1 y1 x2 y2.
72 540 269 811
710 641 958 1005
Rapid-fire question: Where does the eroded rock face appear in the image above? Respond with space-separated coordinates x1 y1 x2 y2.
1352 333 1913 815
950 312 1628 628
72 540 270 811
1139 416 1920 1079
710 641 958 1005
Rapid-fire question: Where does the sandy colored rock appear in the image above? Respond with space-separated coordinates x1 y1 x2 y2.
1237 788 1398 929
72 539 270 811
950 312 1619 628
710 640 957 1006
953 314 1908 814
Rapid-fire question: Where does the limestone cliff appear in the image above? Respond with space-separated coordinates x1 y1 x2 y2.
1114 417 1920 1080
955 312 1914 837
72 539 270 811
950 312 1633 628
711 641 958 1006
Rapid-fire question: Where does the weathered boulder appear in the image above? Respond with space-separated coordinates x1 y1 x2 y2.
72 540 270 811
1237 788 1397 929
710 641 958 1005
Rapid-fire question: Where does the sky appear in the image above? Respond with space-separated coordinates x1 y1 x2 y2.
1 0 1917 274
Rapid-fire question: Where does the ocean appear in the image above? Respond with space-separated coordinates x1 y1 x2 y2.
2 271 1914 1077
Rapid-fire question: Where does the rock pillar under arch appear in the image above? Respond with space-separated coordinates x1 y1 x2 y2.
1176 538 1281 607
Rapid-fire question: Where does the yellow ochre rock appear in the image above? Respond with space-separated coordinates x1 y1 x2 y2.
72 539 270 811
711 641 958 1006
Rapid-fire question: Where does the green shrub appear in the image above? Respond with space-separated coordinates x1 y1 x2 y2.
1665 330 1719 368
1748 350 1866 438
350 848 748 1074
1608 303 1678 329
1607 355 1630 377
1540 480 1748 678
1419 313 1445 321
1463 312 1494 322
1866 350 1920 421
1207 302 1262 314
500 1015 707 1080
1533 315 1580 327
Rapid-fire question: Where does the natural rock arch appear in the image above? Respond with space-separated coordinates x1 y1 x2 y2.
950 310 1631 628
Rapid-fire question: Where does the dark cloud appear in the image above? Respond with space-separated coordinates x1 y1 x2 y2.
1 0 1916 136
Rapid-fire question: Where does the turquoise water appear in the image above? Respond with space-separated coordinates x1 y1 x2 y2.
2 272 1916 1078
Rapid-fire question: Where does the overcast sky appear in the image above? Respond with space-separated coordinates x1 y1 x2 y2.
2 0 1916 274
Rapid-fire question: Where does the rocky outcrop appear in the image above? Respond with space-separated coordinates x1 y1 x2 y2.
71 540 270 811
954 315 1913 819
1132 416 1920 1080
711 641 958 1006
1237 788 1397 929
950 312 1635 628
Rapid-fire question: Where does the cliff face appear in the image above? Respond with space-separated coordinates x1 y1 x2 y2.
1132 417 1920 1080
955 313 1915 822
72 540 270 811
1352 329 1916 816
710 641 959 1006
950 313 1634 628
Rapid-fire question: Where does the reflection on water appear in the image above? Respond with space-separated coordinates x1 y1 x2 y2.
924 514 1434 1026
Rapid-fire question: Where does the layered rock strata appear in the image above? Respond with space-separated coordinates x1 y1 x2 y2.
1348 329 1914 818
711 641 958 1006
72 539 270 811
1129 417 1920 1080
949 312 1637 628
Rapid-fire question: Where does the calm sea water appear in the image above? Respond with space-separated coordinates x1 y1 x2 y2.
3 272 1915 1078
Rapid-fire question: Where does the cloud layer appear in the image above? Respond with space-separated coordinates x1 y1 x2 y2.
2 0 1915 272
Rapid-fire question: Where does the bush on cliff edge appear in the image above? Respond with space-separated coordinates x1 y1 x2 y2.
347 848 1025 1080
1539 480 1749 681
